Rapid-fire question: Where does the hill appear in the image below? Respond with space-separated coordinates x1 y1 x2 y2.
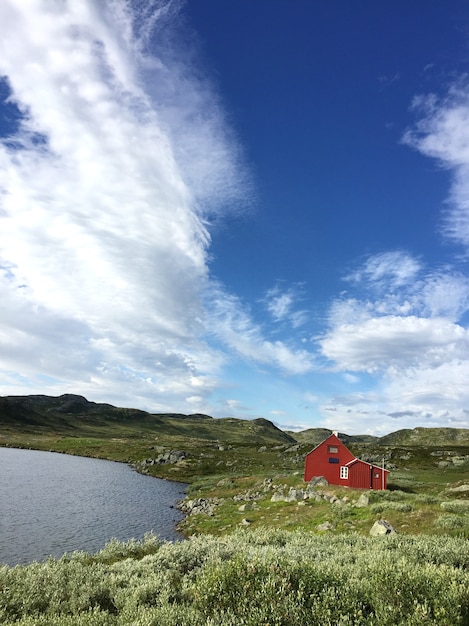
289 425 469 448
0 394 295 445
287 428 378 446
378 426 469 446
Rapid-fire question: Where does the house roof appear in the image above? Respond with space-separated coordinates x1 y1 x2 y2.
304 432 341 457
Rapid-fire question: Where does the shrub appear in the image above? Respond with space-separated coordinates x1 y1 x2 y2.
440 500 469 514
1 529 469 625
370 502 413 514
433 514 464 530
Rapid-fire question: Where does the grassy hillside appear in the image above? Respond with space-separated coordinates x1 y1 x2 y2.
0 394 294 444
379 426 469 446
288 428 378 446
1 394 468 538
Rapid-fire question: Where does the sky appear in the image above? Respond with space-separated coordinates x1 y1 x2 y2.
1 1 469 436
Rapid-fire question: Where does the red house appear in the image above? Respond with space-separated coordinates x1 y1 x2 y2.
304 432 389 490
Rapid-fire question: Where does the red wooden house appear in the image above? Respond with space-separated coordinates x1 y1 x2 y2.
304 432 389 490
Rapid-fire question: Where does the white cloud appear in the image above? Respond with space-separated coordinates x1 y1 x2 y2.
345 251 421 288
206 285 315 375
263 283 308 328
320 315 469 372
402 81 469 247
0 0 259 409
319 246 469 434
319 359 469 436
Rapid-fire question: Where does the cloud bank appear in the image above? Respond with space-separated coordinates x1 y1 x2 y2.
313 76 469 435
0 0 312 412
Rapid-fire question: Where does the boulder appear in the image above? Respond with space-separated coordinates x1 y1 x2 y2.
369 519 397 536
355 493 369 508
316 521 333 531
447 484 469 493
270 492 286 502
309 476 328 487
284 488 305 502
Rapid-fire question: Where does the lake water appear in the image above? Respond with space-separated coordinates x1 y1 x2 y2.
0 447 186 566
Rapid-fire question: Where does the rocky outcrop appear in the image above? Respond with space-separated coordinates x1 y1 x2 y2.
178 497 223 516
135 450 188 471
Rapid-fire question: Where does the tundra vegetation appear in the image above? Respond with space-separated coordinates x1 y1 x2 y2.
1 395 469 624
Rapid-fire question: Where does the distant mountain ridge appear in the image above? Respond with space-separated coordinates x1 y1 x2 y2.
0 394 468 447
0 394 294 445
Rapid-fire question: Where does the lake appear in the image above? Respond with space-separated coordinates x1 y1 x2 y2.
0 447 186 566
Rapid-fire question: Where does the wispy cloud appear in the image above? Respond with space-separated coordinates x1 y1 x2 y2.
345 251 421 289
402 80 469 247
0 0 258 410
206 284 315 375
263 283 308 328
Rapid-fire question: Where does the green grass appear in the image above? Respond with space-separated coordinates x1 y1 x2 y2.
1 396 468 536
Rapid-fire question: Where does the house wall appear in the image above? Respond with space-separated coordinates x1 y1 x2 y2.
371 466 387 490
348 460 374 489
304 434 389 490
304 434 355 483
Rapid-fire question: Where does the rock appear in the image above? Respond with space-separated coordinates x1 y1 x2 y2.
305 492 322 502
179 497 221 516
261 478 274 492
370 519 397 536
154 450 187 465
316 521 333 531
309 476 329 487
284 488 305 502
258 446 267 452
238 503 252 512
240 518 251 526
285 444 300 453
355 493 369 508
447 484 469 493
233 490 261 502
270 492 286 502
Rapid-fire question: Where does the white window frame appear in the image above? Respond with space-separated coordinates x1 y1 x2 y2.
340 466 348 480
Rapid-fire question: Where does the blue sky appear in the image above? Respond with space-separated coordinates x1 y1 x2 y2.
1 1 469 435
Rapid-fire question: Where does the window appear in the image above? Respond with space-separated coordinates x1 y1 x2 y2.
340 466 348 479
328 457 339 464
374 473 380 479
328 445 338 453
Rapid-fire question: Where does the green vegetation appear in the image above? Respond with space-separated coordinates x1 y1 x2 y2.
1 394 469 623
1 394 468 537
0 529 468 625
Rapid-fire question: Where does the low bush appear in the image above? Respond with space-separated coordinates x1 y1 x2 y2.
433 514 464 530
440 500 469 514
1 529 468 625
370 502 413 514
